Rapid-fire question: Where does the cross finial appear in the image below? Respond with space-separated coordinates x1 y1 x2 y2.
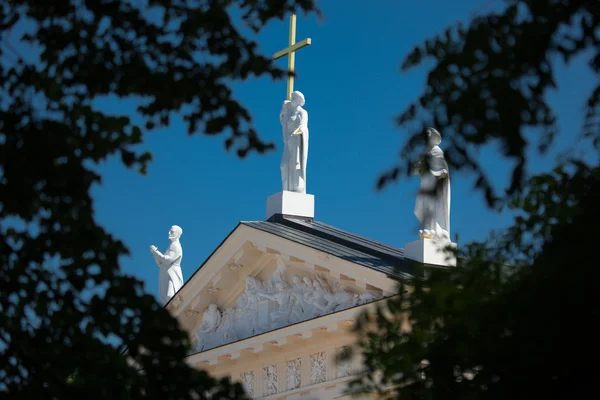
273 14 312 100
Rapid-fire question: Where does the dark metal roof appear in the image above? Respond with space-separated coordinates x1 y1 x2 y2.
241 214 413 279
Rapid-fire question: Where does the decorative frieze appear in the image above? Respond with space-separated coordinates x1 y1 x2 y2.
241 371 255 398
337 346 353 378
310 352 326 385
263 365 278 396
228 262 243 271
231 347 357 398
287 358 301 390
193 261 383 353
184 309 200 317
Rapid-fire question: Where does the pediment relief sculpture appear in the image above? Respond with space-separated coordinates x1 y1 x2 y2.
192 263 383 353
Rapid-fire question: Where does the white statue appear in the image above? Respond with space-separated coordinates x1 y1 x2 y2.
150 225 184 305
195 303 222 351
413 128 451 241
280 91 309 193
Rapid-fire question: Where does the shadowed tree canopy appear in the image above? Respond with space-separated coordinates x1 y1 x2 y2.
353 0 600 399
354 165 600 399
378 0 600 206
0 0 316 398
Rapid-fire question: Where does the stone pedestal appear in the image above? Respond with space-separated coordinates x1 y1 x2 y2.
267 191 314 219
404 238 457 267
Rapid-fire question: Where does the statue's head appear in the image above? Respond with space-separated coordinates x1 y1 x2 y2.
291 91 305 107
208 303 218 312
426 127 442 146
168 225 183 241
292 275 301 284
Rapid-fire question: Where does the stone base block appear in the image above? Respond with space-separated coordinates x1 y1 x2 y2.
404 238 457 267
266 191 314 220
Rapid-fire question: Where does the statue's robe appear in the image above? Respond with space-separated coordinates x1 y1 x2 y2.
154 240 184 305
280 101 309 193
414 145 451 239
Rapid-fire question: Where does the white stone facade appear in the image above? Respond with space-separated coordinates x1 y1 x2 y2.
185 298 376 399
168 223 397 399
193 329 365 399
190 256 383 353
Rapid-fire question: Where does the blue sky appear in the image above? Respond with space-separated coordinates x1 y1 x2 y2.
90 0 597 301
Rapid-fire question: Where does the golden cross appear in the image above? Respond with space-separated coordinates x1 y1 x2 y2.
273 14 311 100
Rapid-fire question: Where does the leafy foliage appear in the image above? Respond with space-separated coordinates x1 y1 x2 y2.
0 0 316 398
377 0 600 205
357 0 600 398
354 164 600 399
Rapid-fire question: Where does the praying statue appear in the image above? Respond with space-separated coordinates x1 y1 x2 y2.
280 90 309 193
150 225 184 305
413 128 451 241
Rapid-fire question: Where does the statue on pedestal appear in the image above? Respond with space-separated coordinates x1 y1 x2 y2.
150 225 184 305
280 90 309 193
413 128 451 241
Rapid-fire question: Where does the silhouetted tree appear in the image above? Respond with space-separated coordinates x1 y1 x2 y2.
0 1 317 398
355 1 600 398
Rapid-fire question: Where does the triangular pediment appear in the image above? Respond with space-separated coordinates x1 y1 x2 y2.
168 217 406 354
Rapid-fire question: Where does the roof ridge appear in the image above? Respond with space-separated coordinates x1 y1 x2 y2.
242 220 412 279
267 214 405 264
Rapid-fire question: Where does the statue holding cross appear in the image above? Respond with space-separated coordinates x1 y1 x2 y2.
274 15 311 193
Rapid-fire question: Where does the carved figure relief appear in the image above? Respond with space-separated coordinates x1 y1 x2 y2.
192 264 384 353
310 352 326 385
216 306 239 344
337 346 353 378
241 371 255 398
287 358 301 390
263 365 278 396
194 303 221 352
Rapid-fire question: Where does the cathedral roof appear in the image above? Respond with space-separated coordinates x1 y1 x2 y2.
241 214 412 280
